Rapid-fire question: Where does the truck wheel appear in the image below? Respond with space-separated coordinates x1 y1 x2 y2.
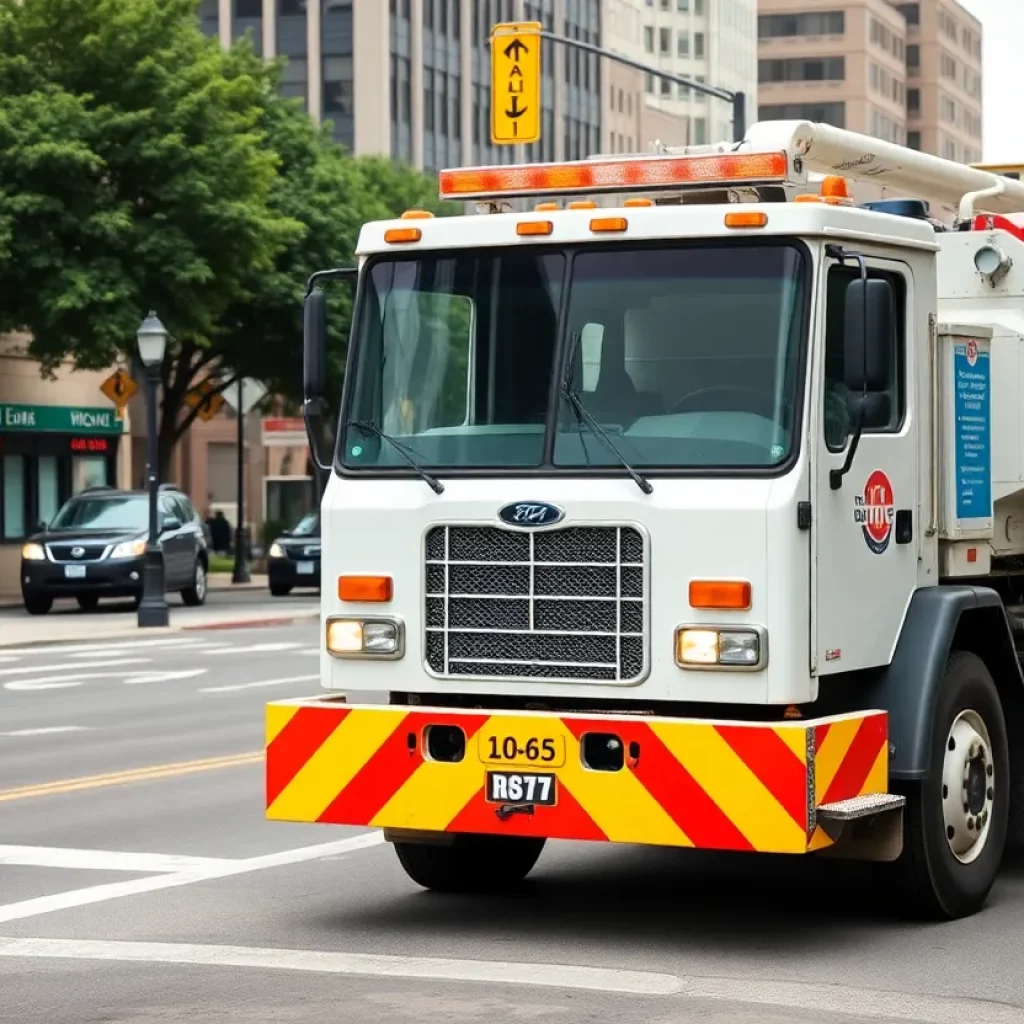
393 834 545 893
890 650 1009 920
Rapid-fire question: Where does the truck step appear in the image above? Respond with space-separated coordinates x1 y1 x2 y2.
817 793 906 823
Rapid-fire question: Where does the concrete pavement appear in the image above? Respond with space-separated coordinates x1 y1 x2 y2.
1 622 1023 1023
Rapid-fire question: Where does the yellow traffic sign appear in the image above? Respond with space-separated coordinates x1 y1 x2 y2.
186 378 226 422
99 369 138 409
491 21 541 145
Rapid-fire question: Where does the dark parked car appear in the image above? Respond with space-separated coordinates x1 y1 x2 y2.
19 485 209 615
266 511 321 597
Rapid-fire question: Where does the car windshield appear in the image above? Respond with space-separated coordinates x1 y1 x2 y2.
50 495 148 531
340 242 807 472
290 511 319 536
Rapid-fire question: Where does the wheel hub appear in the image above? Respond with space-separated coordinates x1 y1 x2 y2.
942 710 995 864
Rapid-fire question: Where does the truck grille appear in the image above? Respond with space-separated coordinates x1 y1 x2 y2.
424 525 646 683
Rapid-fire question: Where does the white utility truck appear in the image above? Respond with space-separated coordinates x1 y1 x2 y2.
266 121 1024 920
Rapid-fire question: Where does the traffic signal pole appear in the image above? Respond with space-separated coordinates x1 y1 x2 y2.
532 30 747 144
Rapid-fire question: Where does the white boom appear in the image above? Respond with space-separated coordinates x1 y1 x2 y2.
740 121 1024 220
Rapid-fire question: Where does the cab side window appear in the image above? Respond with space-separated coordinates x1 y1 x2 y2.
823 265 905 451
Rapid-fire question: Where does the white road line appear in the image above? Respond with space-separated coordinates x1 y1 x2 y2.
4 668 209 690
198 674 318 693
0 727 89 737
0 938 680 996
0 942 1016 1021
0 658 150 678
0 638 206 657
0 831 385 924
0 846 233 873
203 643 305 655
123 669 208 685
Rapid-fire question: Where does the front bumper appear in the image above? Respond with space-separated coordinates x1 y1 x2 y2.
21 557 144 599
267 557 320 588
265 701 889 854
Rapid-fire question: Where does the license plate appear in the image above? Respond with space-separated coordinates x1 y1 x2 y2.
64 565 86 579
478 726 566 767
295 561 314 574
486 771 557 806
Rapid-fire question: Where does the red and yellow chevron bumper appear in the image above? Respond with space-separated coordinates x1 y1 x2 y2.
265 700 889 854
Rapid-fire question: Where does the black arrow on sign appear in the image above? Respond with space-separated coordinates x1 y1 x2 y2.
113 374 124 398
503 37 528 61
506 95 528 120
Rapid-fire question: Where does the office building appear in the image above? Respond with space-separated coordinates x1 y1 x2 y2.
200 0 602 170
756 0 982 165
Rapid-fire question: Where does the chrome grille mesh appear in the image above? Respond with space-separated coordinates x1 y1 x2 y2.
425 525 646 682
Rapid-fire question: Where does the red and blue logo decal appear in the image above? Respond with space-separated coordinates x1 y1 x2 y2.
853 470 895 554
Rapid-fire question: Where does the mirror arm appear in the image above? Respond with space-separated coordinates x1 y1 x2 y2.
305 267 358 298
823 245 869 491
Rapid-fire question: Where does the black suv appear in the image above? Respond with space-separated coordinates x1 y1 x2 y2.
19 485 209 615
266 511 321 597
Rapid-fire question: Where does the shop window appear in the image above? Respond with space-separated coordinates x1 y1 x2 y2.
37 456 60 527
72 455 109 493
2 455 26 539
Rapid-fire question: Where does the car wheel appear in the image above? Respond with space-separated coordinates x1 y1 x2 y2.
76 595 100 612
181 559 208 606
23 594 53 616
269 583 292 597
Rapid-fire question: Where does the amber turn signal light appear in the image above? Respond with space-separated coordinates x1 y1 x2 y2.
688 580 752 611
338 575 394 602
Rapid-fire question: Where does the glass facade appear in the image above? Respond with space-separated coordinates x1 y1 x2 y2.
233 0 263 55
322 0 354 150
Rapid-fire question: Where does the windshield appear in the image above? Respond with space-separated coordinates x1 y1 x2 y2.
290 511 320 536
50 495 148 531
341 243 807 473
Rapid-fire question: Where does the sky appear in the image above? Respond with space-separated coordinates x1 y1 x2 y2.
959 0 1024 162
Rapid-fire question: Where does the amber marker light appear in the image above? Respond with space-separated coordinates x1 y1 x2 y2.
338 575 394 602
688 580 752 611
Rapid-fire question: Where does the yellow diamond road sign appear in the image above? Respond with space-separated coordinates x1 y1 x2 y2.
491 21 541 145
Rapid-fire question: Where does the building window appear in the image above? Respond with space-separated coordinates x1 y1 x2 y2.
198 0 218 37
940 52 957 80
895 4 919 26
907 45 919 73
907 131 921 150
758 12 844 39
759 101 846 129
677 32 689 57
233 0 262 56
644 26 653 53
694 118 706 145
659 27 670 55
277 0 308 58
322 1 354 150
907 88 920 115
759 57 845 83
694 32 704 59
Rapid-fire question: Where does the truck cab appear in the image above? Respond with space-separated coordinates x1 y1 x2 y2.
267 122 1024 922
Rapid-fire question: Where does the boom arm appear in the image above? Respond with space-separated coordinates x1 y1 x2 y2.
742 121 1024 220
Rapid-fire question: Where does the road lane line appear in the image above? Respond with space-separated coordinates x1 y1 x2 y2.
0 751 263 803
0 846 233 873
0 939 1018 1021
0 639 205 656
0 727 89 737
0 658 150 678
0 938 681 995
198 674 318 693
0 832 384 923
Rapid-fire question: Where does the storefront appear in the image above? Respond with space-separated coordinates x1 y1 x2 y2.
0 402 125 542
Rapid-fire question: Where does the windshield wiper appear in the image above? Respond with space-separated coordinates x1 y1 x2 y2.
560 335 652 495
348 421 444 495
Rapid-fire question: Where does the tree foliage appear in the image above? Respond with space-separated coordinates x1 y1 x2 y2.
0 0 457 476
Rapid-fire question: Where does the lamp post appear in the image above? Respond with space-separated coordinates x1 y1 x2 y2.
231 378 251 584
136 311 170 628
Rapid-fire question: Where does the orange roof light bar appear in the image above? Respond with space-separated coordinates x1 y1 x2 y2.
724 211 768 228
689 579 752 611
383 227 421 244
517 220 554 236
338 575 394 603
590 217 628 233
438 151 790 201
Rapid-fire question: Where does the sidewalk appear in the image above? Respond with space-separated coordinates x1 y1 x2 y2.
0 585 320 648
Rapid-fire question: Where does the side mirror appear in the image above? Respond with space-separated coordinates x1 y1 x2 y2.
844 278 894 393
303 288 327 401
161 516 182 533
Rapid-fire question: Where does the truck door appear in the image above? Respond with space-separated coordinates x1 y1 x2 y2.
812 256 920 675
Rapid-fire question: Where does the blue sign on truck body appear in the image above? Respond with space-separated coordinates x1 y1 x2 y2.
953 340 992 521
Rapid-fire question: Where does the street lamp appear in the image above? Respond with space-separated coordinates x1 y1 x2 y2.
136 311 170 628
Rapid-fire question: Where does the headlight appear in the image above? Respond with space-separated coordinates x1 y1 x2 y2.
21 543 46 561
675 627 765 670
111 538 147 559
326 617 404 659
269 542 285 559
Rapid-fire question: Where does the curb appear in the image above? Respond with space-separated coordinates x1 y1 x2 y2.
0 611 319 649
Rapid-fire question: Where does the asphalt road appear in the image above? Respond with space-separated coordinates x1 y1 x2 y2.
1 623 1023 1024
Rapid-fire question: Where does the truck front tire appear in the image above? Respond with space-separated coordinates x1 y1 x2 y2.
393 834 545 893
889 650 1009 920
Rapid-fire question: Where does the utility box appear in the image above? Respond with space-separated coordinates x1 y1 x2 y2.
937 323 993 548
